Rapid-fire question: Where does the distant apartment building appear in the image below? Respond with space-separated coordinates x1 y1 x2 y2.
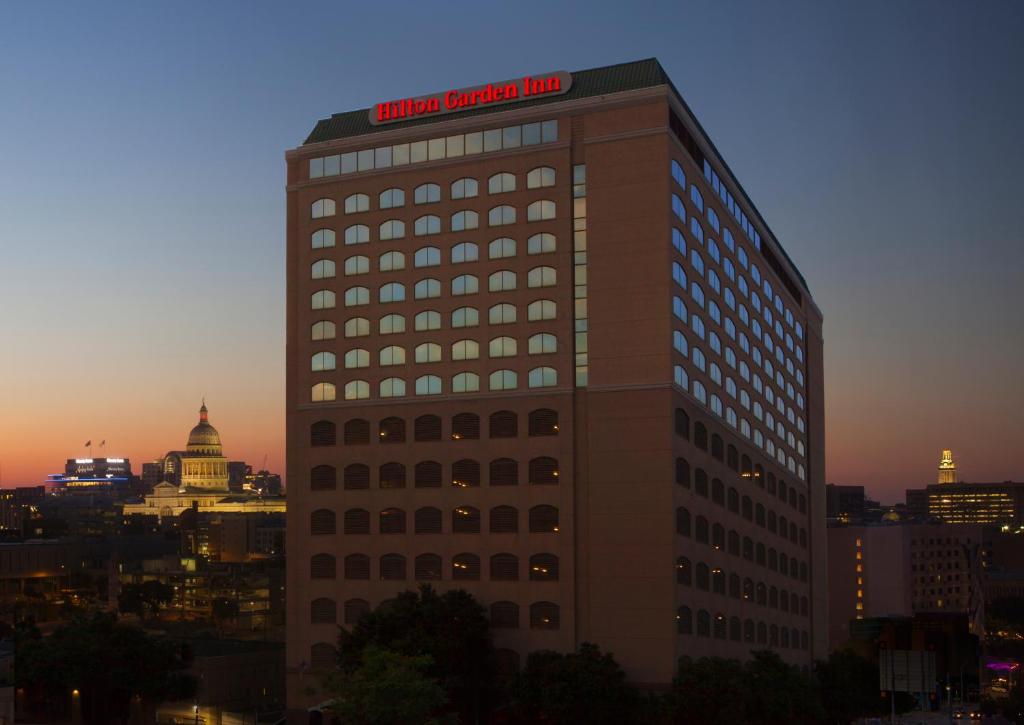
825 484 865 524
286 58 826 707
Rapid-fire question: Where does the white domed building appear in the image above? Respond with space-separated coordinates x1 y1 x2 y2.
122 403 285 520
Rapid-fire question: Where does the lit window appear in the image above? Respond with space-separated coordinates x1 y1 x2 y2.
379 346 406 366
312 382 336 402
379 377 405 398
343 380 369 400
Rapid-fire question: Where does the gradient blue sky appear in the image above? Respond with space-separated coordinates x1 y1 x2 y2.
0 1 1021 502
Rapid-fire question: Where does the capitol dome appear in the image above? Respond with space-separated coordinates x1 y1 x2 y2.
186 402 223 456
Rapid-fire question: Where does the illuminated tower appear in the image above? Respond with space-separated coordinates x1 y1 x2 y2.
938 449 957 484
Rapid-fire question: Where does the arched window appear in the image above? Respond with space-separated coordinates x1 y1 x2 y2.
310 553 336 579
451 177 478 199
488 336 517 358
414 461 442 489
489 303 517 325
344 418 370 444
530 602 559 630
488 172 516 194
451 339 479 361
311 320 336 341
413 246 440 268
527 266 556 288
414 278 441 300
380 554 407 581
675 458 691 487
379 219 405 241
529 505 559 533
344 286 369 307
451 412 480 439
451 306 479 328
452 505 481 533
380 376 406 398
489 410 517 438
488 270 516 292
379 282 405 304
415 375 442 396
489 369 518 393
344 348 369 369
490 553 519 581
452 371 480 393
414 415 442 441
677 606 693 635
527 166 555 189
311 198 336 219
529 408 559 436
379 187 404 209
343 464 369 490
452 553 480 580
491 601 519 629
713 612 727 639
310 422 336 447
379 507 406 534
451 459 481 488
711 434 724 461
529 457 559 485
528 367 557 388
379 345 406 366
695 516 709 544
529 553 558 581
527 233 555 255
414 310 441 332
528 333 556 355
676 556 692 585
489 205 516 226
311 383 336 402
696 610 711 637
310 509 336 535
311 229 335 249
345 317 370 338
310 643 336 669
344 598 370 625
414 342 441 364
310 464 336 491
527 299 556 321
379 463 406 490
451 242 478 264
527 200 555 221
311 290 335 310
490 505 518 533
694 422 708 450
452 274 479 296
414 183 441 204
414 507 442 535
490 458 518 486
414 214 441 236
489 237 516 259
343 508 369 534
378 417 405 443
344 193 369 214
414 554 442 581
311 259 335 279
451 210 479 231
344 224 369 245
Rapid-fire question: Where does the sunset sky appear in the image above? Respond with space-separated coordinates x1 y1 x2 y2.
0 1 1021 503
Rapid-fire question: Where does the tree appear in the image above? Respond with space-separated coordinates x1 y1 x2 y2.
15 611 196 724
744 649 822 724
319 645 451 725
667 656 748 725
117 581 173 618
815 648 918 723
512 643 640 724
211 596 239 635
336 586 495 721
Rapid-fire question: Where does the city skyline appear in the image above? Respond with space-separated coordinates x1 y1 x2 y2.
1 1 1022 501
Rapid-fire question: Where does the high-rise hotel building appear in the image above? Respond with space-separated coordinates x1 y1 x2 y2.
285 59 825 706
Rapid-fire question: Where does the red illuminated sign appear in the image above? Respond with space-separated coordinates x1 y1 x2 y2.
370 71 572 125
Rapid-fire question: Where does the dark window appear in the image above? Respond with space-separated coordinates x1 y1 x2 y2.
694 422 708 450
310 553 336 579
452 553 480 580
730 616 741 641
697 609 711 637
712 523 725 550
452 506 480 533
726 444 739 471
727 487 739 513
343 598 369 625
695 516 709 544
676 507 691 536
379 462 406 489
728 530 740 555
529 553 559 581
770 624 779 646
310 421 336 447
676 556 692 585
415 507 442 534
675 458 691 487
414 553 441 581
778 480 788 502
769 586 778 609
756 582 766 606
379 507 406 534
800 529 807 548
490 505 518 533
345 553 372 580
790 489 798 509
529 408 559 436
452 459 481 487
490 553 519 581
489 410 518 438
677 606 693 634
529 456 559 485
529 505 559 533
379 416 405 443
696 562 709 590
344 418 370 445
495 648 521 677
489 458 518 486
310 643 336 669
744 619 755 642
414 414 442 441
713 613 727 639
344 508 369 535
712 478 725 505
754 465 765 487
674 408 690 439
310 464 336 491
799 494 807 514
491 601 519 629
729 573 740 598
756 503 766 527
380 553 406 580
768 548 778 571
530 601 559 630
768 511 777 533
741 455 752 477
711 434 724 461
712 568 725 594
344 463 370 490
743 537 754 561
311 552 335 581
415 461 442 488
452 413 480 440
310 509 335 535
743 578 754 601
742 496 753 521
695 468 709 497
766 472 776 494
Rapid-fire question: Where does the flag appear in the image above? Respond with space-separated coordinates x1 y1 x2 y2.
84 440 91 447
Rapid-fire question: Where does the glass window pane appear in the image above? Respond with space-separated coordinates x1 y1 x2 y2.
410 141 428 163
374 146 392 168
324 155 340 176
446 135 464 157
541 120 558 143
309 157 324 179
392 144 410 166
357 149 374 171
464 132 483 155
483 129 502 152
502 125 521 149
428 137 446 160
522 122 541 146
341 152 357 174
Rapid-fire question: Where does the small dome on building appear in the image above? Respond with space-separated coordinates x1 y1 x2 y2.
882 509 901 522
186 401 223 456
